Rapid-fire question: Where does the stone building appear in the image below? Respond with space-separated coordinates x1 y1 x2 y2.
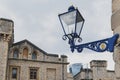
74 60 115 80
0 18 69 80
112 0 120 80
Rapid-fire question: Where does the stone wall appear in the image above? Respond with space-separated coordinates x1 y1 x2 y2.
112 0 120 80
7 39 69 80
74 60 115 80
67 73 74 80
0 18 14 80
7 59 68 80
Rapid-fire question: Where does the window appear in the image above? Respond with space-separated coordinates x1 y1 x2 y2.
12 68 17 79
32 52 37 60
13 49 19 58
23 48 28 58
30 68 37 79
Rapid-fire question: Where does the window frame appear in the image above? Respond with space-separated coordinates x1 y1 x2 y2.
29 68 38 79
32 52 37 60
12 68 17 79
13 49 19 58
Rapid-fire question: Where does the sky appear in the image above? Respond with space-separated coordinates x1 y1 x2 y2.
0 0 114 70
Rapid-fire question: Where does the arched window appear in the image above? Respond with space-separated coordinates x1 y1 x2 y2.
23 48 28 59
32 52 37 60
13 49 19 58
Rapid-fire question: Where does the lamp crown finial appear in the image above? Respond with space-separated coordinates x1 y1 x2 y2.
68 5 75 12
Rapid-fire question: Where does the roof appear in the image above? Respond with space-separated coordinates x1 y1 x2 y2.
0 18 14 22
12 39 58 57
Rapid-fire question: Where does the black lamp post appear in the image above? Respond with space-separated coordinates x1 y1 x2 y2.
58 6 119 52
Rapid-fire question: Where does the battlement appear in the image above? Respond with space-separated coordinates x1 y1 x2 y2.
90 60 107 68
0 18 14 43
0 18 13 22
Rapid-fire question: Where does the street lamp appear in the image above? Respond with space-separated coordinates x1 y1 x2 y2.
58 6 119 52
58 6 84 44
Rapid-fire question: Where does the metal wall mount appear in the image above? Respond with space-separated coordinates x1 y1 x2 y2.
68 34 119 52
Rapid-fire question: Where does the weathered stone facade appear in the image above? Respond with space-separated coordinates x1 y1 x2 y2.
0 18 69 80
0 18 14 80
112 0 120 80
67 73 74 80
74 60 115 80
7 40 69 80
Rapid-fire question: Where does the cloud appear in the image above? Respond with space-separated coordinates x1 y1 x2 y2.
0 0 114 70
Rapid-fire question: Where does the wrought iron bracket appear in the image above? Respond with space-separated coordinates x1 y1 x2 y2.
69 34 119 52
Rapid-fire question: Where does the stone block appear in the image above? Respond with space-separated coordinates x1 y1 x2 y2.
112 0 120 13
111 9 120 31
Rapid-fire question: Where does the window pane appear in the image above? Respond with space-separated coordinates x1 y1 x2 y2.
12 68 17 78
34 75 36 79
13 49 19 58
32 52 37 60
30 69 37 79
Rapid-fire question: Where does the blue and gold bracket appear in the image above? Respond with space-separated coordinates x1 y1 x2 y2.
69 34 119 52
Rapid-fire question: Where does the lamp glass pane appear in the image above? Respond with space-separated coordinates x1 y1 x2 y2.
76 11 84 23
59 10 76 35
75 11 84 36
76 21 83 36
60 10 76 25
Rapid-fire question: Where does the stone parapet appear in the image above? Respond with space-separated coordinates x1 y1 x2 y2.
90 60 107 68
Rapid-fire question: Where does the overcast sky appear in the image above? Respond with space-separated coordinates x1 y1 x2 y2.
0 0 114 70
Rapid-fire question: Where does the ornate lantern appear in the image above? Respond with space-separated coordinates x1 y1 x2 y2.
58 6 84 44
